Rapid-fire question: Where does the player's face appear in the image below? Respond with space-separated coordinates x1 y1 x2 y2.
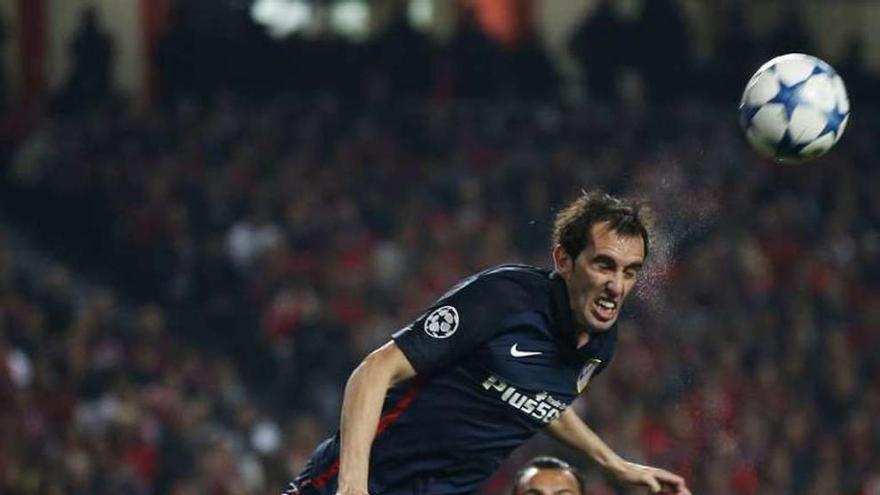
553 222 645 334
514 467 582 495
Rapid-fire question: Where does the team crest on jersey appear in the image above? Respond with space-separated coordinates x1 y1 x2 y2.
576 359 602 393
424 306 459 338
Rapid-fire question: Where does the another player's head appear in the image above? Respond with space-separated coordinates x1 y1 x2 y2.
552 190 651 333
512 456 585 495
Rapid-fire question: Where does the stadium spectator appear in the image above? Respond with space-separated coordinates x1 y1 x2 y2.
631 0 693 105
568 0 631 103
58 7 114 111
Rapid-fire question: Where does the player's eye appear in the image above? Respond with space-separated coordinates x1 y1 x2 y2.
593 257 615 271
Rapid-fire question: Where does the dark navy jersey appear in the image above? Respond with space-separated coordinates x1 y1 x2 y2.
290 264 617 495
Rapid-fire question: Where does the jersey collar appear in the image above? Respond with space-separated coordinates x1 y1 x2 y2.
549 271 577 348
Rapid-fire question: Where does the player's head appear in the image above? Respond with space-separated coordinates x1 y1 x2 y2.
551 190 651 333
512 456 585 495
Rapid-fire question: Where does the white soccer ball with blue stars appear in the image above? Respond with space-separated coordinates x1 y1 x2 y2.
739 53 849 163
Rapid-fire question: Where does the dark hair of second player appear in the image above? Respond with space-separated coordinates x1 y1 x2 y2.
512 456 586 495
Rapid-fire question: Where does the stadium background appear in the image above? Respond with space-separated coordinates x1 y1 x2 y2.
0 0 879 493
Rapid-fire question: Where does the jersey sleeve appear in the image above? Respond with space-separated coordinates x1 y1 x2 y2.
392 272 521 374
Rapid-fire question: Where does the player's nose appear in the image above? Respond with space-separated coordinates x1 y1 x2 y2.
605 272 624 296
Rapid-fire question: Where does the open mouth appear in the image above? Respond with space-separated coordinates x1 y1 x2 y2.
591 295 618 322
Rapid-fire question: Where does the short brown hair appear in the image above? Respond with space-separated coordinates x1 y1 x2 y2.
552 190 652 260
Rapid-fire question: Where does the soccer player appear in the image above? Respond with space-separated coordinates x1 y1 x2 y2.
286 191 691 495
512 456 584 495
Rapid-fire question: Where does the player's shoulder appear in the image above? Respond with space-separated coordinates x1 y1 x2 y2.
455 264 552 304
477 264 552 290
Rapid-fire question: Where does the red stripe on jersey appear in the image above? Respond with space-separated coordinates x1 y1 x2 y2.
301 380 423 490
375 380 422 436
304 459 339 490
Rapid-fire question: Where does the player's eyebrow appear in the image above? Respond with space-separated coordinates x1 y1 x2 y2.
592 254 616 265
593 255 643 272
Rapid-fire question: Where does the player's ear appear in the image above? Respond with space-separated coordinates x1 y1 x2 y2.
552 245 573 276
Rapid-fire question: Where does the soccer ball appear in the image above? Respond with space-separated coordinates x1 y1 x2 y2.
739 53 850 163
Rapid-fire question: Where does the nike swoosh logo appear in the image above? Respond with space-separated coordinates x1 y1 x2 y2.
510 343 542 358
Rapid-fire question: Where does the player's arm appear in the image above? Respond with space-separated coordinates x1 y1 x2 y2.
338 273 518 494
544 408 691 495
337 341 416 495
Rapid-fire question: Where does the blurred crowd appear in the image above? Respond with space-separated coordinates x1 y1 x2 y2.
1 1 880 494
26 0 879 116
3 94 880 494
